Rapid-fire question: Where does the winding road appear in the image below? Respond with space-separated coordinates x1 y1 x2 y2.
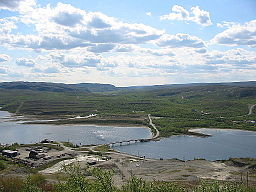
148 114 160 139
248 104 256 115
15 102 24 114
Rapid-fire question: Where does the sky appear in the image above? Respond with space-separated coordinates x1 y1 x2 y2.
0 0 255 86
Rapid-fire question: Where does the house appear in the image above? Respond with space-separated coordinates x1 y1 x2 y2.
2 150 19 158
29 150 45 160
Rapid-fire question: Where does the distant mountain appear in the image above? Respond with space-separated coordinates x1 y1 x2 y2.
0 81 255 94
123 81 256 91
0 81 119 93
71 83 117 92
0 82 82 92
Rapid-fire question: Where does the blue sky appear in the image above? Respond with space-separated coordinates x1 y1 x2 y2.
0 0 255 86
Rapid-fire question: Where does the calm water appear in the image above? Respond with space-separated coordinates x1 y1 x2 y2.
0 111 152 145
113 128 256 160
1 110 256 160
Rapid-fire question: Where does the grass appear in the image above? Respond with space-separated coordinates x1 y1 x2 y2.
0 161 6 171
93 145 113 152
19 143 64 151
33 157 72 172
74 147 90 151
62 142 77 148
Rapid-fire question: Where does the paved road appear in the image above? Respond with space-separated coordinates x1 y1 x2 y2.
148 114 159 139
248 104 256 115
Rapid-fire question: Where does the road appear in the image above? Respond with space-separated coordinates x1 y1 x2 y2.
248 104 256 115
15 102 24 114
148 114 159 139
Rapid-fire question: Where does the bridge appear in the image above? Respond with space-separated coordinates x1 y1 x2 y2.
107 114 159 147
108 138 152 147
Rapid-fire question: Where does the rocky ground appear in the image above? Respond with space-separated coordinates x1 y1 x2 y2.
1 142 256 187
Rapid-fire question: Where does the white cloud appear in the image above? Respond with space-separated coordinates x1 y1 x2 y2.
33 67 60 73
16 58 35 67
0 0 36 15
161 5 189 21
51 52 101 68
195 48 207 54
35 3 163 45
52 11 83 27
138 47 175 56
0 2 164 51
190 6 212 26
146 12 152 17
71 23 163 44
205 48 256 66
0 34 93 50
0 18 18 34
2 1 255 86
211 20 256 47
0 67 7 74
156 33 206 48
0 54 10 62
0 2 211 56
216 21 239 28
87 12 112 28
160 5 212 26
0 0 35 10
114 44 135 52
88 44 116 53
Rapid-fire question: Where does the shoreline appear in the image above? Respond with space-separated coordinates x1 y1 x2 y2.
2 139 256 163
1 110 256 161
189 127 256 134
2 109 256 135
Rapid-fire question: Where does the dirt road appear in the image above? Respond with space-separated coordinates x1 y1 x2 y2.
248 104 256 115
148 114 159 139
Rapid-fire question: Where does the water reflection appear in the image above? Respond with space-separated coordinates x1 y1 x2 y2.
114 128 256 160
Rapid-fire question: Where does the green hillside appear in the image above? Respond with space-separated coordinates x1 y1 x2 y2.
0 81 255 136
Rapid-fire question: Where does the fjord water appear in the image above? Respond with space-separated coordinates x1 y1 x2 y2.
114 128 256 160
1 111 256 160
0 111 152 145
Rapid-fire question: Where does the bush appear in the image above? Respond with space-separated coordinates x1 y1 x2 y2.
1 165 256 192
0 177 24 192
0 162 6 171
28 174 46 187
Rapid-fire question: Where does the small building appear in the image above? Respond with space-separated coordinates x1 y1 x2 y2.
40 139 53 143
29 150 38 159
2 150 18 158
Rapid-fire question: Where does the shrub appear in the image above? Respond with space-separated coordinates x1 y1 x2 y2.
0 177 24 192
28 174 46 187
0 162 6 171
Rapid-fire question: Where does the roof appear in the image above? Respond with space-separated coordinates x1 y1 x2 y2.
2 150 18 154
